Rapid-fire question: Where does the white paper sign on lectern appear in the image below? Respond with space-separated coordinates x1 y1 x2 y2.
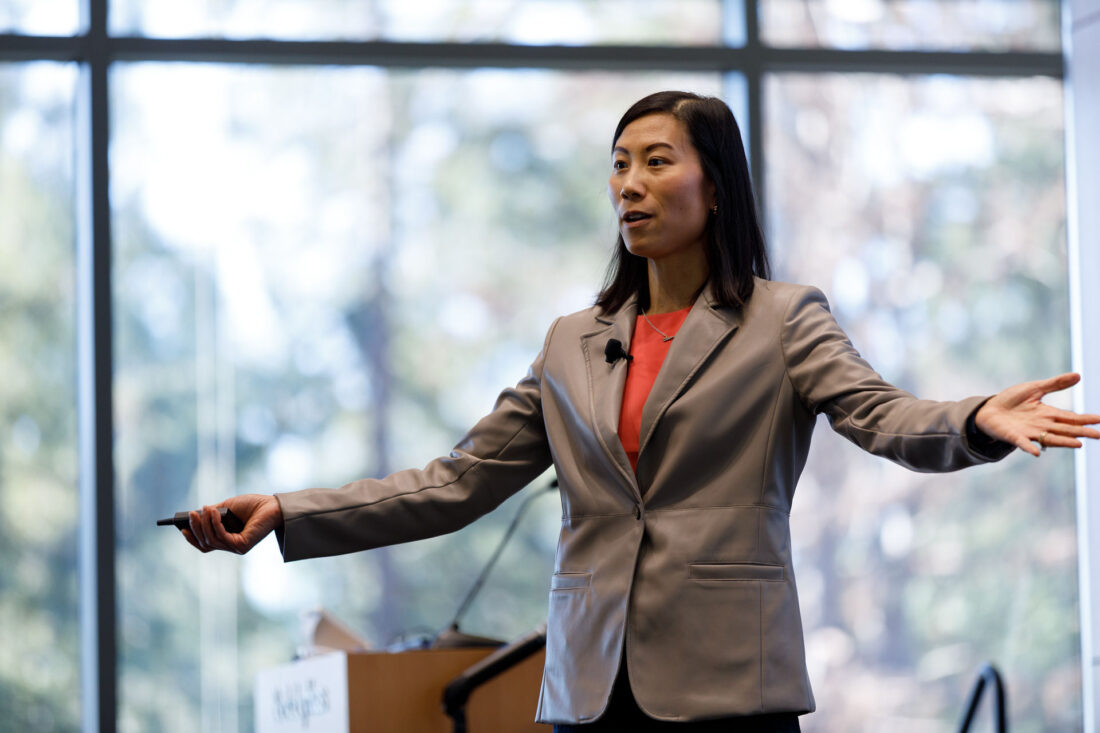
255 652 350 733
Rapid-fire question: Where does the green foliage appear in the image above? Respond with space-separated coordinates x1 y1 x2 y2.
0 64 80 733
0 56 1080 733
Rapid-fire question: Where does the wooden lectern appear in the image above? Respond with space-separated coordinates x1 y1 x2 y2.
255 646 548 733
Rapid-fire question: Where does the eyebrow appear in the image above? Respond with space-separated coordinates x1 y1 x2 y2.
612 141 675 155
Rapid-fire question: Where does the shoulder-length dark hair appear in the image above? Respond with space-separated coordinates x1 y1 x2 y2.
594 90 769 314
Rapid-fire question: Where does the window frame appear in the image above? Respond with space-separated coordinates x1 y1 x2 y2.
0 1 1071 730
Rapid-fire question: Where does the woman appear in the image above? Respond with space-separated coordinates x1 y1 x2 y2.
183 91 1099 731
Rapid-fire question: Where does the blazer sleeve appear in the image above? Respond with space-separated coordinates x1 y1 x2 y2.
273 318 559 561
780 286 1014 472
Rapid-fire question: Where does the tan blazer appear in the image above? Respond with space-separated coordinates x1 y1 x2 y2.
274 279 1011 724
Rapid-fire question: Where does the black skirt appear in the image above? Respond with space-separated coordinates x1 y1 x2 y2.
552 660 802 732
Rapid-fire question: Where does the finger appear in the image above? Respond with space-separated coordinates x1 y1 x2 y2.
1047 409 1100 427
1040 434 1083 449
198 506 214 547
199 506 226 551
203 505 232 552
189 510 209 549
1050 424 1100 440
1033 419 1100 440
1034 372 1081 396
210 506 247 554
180 528 211 553
1010 432 1041 457
1033 424 1088 449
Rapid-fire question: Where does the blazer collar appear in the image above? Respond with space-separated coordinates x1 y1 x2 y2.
638 285 741 458
580 294 641 497
579 285 742 499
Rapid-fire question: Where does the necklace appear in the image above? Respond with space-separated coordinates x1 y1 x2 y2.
641 310 674 342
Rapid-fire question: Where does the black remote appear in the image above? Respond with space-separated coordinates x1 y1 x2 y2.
156 507 245 533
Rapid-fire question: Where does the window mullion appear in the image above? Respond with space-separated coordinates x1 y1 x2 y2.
76 0 116 732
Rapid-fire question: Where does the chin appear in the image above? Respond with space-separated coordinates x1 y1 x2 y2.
624 242 678 262
622 238 656 259
623 232 706 263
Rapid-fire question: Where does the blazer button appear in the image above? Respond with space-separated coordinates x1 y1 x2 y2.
634 504 642 520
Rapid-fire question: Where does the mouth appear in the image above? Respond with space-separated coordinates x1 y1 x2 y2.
621 211 653 226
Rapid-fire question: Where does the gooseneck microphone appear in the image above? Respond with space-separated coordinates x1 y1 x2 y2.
431 479 559 649
605 339 633 364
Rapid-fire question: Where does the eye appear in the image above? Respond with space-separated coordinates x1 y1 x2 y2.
612 159 628 171
648 157 667 167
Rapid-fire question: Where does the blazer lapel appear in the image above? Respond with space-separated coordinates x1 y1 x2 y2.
579 296 641 498
637 286 741 459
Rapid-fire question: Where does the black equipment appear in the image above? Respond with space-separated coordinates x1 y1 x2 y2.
605 338 632 364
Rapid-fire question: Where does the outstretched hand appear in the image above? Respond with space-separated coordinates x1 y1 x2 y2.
182 494 284 555
975 372 1100 457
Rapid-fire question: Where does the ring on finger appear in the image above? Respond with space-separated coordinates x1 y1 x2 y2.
1038 431 1048 451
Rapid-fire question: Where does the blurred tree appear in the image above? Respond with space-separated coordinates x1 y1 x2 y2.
769 73 1075 732
0 63 80 733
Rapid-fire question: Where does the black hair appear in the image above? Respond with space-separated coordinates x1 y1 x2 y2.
594 90 770 314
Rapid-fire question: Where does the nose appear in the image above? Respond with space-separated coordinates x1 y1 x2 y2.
619 172 643 202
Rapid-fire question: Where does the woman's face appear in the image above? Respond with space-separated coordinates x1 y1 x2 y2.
609 113 715 263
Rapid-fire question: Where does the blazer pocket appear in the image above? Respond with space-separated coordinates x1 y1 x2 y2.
550 572 592 591
688 562 785 582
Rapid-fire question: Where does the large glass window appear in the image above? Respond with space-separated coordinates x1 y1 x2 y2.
767 73 1074 730
0 1 79 35
0 62 80 733
108 0 729 45
759 0 1061 51
2 2 1078 731
110 64 723 731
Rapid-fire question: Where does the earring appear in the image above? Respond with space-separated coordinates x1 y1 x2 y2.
711 204 718 214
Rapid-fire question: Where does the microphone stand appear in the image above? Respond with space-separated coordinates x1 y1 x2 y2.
431 478 558 649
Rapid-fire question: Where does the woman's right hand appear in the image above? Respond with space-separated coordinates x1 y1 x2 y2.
182 494 284 555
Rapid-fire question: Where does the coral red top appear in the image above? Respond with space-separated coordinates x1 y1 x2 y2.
618 306 692 472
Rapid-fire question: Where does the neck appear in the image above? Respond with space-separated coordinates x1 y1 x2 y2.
645 247 708 314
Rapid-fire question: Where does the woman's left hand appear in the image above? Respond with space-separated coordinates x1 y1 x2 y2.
975 372 1100 457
